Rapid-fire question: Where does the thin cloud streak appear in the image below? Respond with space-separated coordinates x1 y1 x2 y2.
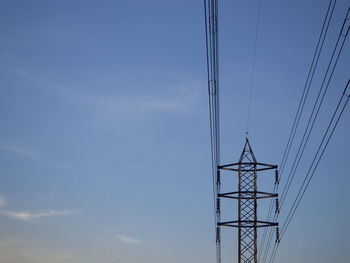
13 67 203 114
117 234 142 244
0 196 6 207
9 67 205 139
0 210 73 221
0 143 41 160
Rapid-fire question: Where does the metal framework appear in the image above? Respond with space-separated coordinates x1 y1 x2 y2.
217 139 278 263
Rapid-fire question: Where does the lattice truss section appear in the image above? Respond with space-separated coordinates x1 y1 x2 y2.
217 139 278 263
239 145 257 263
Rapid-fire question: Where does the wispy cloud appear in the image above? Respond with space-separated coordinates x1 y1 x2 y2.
10 67 205 138
0 143 42 160
0 195 75 222
0 210 73 221
117 234 142 244
0 196 6 207
88 95 186 113
13 67 203 114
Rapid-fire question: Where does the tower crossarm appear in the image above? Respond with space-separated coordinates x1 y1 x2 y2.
218 163 277 172
219 191 278 199
218 221 278 228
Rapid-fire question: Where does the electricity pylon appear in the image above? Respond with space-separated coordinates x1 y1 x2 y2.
217 139 278 263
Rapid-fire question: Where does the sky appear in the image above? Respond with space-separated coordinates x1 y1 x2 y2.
0 0 349 263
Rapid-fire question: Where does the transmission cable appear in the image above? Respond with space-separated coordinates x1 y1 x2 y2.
258 1 336 260
246 0 262 136
279 5 350 211
264 7 350 263
268 79 350 263
204 1 221 263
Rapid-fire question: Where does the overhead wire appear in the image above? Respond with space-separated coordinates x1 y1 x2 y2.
281 80 350 240
261 1 348 262
258 0 336 261
204 0 217 251
246 0 262 136
204 1 349 263
204 1 221 263
279 5 350 210
268 79 350 263
278 0 337 178
263 5 350 263
263 7 349 263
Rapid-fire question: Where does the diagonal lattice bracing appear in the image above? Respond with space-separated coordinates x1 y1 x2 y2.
218 139 278 263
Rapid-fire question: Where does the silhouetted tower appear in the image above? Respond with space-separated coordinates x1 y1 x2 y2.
217 139 278 263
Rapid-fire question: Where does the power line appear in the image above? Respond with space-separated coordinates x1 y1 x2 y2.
204 1 221 263
268 79 350 263
246 0 262 135
281 80 350 240
279 6 350 210
278 0 337 178
265 8 350 262
258 1 336 260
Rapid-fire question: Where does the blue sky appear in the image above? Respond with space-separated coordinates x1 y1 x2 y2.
0 0 349 262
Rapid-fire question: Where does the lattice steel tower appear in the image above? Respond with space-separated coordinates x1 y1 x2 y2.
217 139 278 263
